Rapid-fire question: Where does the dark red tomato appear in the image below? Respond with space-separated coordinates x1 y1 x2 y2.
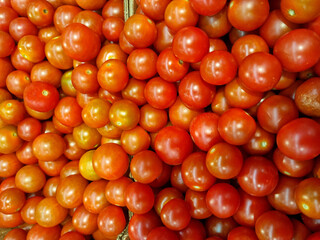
206 142 243 179
154 126 193 165
295 178 320 219
153 21 174 53
179 71 216 110
205 216 238 239
27 0 54 27
102 16 124 42
227 0 269 31
257 95 299 134
127 48 157 80
190 0 226 16
0 188 25 214
140 0 171 21
238 156 279 197
23 82 59 112
181 152 216 191
105 177 132 207
147 226 179 240
119 31 135 54
238 52 282 92
26 224 61 240
161 198 191 231
291 219 311 240
301 214 320 232
45 36 73 70
0 31 15 58
307 232 320 240
185 189 211 219
259 9 299 47
4 228 27 240
154 187 184 216
54 97 83 128
228 226 258 240
218 108 256 145
59 232 85 240
231 34 269 65
144 77 177 110
101 0 123 19
242 125 275 156
123 14 157 48
93 143 129 180
178 219 206 240
267 175 301 215
35 197 68 228
97 59 129 93
277 118 320 161
280 0 320 24
125 182 154 214
200 50 237 85
273 148 314 178
0 154 23 178
206 183 240 218
156 47 189 82
189 112 221 151
56 174 88 209
172 26 209 63
61 23 101 62
295 77 320 117
72 205 98 235
150 163 171 188
128 210 162 240
130 150 163 184
273 29 320 72
255 211 294 240
224 78 263 109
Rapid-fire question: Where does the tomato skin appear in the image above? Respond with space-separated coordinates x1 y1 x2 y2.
228 0 270 31
0 125 23 154
154 126 193 165
54 97 83 128
0 154 23 178
277 118 320 161
273 29 320 72
23 82 59 112
200 50 238 85
179 71 216 110
0 31 15 58
255 211 294 240
237 156 279 197
61 23 101 62
17 35 45 63
125 182 154 214
147 226 179 240
172 26 209 63
218 108 256 145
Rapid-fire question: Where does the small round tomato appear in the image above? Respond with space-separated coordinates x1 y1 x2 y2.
273 29 320 72
153 21 174 53
277 118 320 161
139 104 168 133
15 164 46 193
18 35 45 63
79 150 101 181
238 52 282 92
0 188 25 214
218 108 256 145
23 82 59 112
54 97 83 128
172 26 209 63
0 31 15 58
93 143 129 180
0 154 23 178
228 0 270 31
30 61 62 87
121 126 150 155
73 123 101 150
147 226 179 240
190 0 226 16
237 156 279 197
27 0 54 27
71 63 99 94
61 23 101 62
206 183 240 219
123 14 157 48
82 98 111 129
97 205 126 237
154 126 193 165
200 50 237 85
72 205 98 235
0 125 23 154
125 182 154 214
0 99 26 125
3 228 27 240
160 198 191 231
105 177 132 207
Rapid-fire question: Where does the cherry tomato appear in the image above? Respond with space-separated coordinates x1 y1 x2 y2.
72 205 98 235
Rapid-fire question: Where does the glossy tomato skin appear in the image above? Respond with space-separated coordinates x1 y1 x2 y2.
125 182 154 214
277 118 320 161
172 26 209 63
154 126 193 165
273 29 320 72
61 23 101 62
54 97 83 128
237 156 279 197
255 210 294 240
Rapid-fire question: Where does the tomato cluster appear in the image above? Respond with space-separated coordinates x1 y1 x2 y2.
0 0 320 239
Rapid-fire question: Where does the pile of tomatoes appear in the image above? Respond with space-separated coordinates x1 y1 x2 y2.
0 0 320 239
